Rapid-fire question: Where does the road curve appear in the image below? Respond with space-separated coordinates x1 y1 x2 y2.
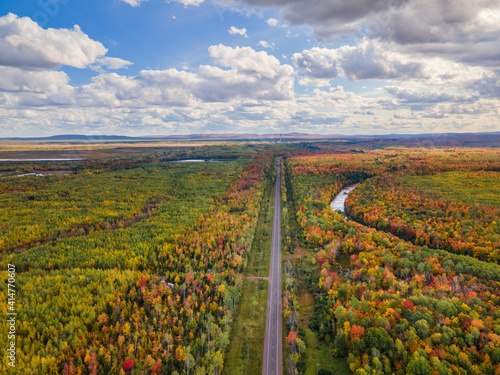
262 158 282 375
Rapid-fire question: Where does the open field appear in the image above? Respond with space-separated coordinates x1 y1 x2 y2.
348 170 500 263
398 170 500 206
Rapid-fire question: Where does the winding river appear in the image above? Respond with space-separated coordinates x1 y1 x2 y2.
330 183 359 217
329 183 359 278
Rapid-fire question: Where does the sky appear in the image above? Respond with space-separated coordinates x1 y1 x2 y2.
0 0 500 137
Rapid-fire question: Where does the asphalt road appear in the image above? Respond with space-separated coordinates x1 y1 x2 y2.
262 158 282 375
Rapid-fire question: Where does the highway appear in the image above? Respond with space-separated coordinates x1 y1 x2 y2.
262 158 282 375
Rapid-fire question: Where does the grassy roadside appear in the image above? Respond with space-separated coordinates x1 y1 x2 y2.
245 163 275 278
222 279 269 375
223 159 276 375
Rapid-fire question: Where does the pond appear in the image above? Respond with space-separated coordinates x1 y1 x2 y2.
173 159 233 163
329 252 354 280
15 171 74 177
0 158 85 162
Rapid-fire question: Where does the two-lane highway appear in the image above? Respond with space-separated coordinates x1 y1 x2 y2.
262 158 282 375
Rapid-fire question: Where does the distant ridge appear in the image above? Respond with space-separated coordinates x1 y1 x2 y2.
0 134 140 141
1 132 500 141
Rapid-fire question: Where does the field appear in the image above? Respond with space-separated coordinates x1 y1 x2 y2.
398 171 500 206
348 170 500 263
1 139 500 375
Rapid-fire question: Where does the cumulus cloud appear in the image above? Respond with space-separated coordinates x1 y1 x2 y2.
195 63 293 101
339 41 423 80
2 45 294 108
228 26 248 37
472 74 500 98
0 67 71 94
293 40 423 85
385 86 473 106
208 44 293 81
1 4 499 136
0 13 107 70
299 86 376 112
77 70 197 107
292 48 340 86
241 0 500 69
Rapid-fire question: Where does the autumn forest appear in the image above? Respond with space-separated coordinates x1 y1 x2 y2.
0 137 499 375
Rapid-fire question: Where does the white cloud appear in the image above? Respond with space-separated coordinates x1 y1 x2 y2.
195 63 293 101
94 57 134 70
208 44 293 80
0 45 294 109
337 40 423 81
228 26 248 38
0 67 71 95
293 40 423 86
299 86 376 114
385 86 473 108
170 0 206 6
266 18 279 27
120 0 149 6
0 13 107 69
258 41 274 49
78 70 198 107
292 48 340 86
1 5 499 137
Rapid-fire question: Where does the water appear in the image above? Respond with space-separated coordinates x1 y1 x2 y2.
17 173 47 177
0 158 85 162
330 183 359 216
173 159 232 163
15 171 73 177
329 183 359 278
329 253 353 279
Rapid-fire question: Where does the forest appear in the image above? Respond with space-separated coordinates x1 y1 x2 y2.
0 140 499 375
0 150 269 374
285 148 500 375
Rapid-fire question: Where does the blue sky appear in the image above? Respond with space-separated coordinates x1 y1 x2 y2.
0 0 499 136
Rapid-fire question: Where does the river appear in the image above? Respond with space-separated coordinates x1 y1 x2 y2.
330 183 359 216
329 183 359 278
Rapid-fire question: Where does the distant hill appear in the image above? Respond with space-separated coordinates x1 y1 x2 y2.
0 135 140 141
1 132 499 142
